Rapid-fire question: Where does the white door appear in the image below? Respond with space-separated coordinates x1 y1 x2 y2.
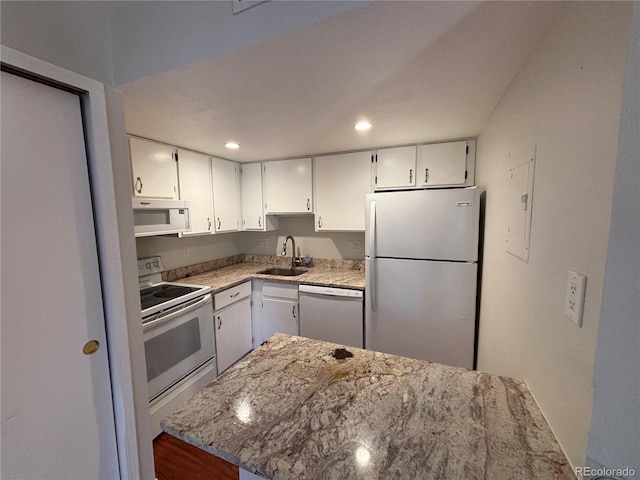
314 152 372 231
129 136 178 198
215 297 253 373
365 258 477 369
177 149 214 235
1 72 119 478
374 146 416 189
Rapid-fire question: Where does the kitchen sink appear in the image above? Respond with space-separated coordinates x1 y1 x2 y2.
257 267 308 276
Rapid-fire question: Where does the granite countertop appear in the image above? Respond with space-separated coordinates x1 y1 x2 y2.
172 260 365 294
162 334 575 480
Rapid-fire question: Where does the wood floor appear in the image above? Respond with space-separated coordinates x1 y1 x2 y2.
154 433 239 480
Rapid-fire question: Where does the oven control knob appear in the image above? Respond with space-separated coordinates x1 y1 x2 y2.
82 340 100 355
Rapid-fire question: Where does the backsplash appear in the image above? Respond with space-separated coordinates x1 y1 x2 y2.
162 254 364 281
162 254 243 282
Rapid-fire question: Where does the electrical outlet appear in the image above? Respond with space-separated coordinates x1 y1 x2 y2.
564 271 586 327
350 241 362 252
259 238 268 249
183 245 190 257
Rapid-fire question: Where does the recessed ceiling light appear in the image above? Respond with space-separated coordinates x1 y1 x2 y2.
224 142 240 149
354 120 372 131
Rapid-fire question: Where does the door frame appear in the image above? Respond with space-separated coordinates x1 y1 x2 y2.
1 46 150 479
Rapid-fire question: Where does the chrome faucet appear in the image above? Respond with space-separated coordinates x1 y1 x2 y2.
281 235 296 268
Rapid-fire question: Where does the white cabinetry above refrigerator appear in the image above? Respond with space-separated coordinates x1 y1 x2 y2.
374 140 475 191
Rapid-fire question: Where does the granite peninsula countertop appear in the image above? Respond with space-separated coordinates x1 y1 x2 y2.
171 260 365 294
162 334 575 480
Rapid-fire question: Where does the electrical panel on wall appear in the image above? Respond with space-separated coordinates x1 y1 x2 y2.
505 146 536 262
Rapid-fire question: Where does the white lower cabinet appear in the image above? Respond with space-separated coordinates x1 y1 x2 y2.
252 281 299 346
214 282 252 374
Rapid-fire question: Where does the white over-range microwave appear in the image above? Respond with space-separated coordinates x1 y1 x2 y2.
132 198 190 237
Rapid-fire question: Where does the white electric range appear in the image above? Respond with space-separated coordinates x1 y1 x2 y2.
138 256 218 438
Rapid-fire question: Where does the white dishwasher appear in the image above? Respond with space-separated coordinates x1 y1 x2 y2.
298 285 364 349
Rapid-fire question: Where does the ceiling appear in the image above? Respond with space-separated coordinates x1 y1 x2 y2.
121 1 560 162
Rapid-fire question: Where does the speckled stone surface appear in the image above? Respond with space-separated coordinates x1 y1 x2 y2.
162 334 575 480
172 257 365 294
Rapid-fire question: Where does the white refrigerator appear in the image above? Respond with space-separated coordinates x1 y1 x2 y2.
365 187 480 369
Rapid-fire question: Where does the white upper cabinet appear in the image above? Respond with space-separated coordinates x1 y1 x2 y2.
263 158 313 214
177 149 214 236
241 163 278 231
417 140 470 187
129 137 177 199
211 157 241 232
374 145 417 190
314 152 372 231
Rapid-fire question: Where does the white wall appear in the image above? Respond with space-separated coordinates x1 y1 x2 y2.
587 4 640 477
136 233 243 271
108 0 368 85
475 1 631 469
238 216 366 261
136 216 365 271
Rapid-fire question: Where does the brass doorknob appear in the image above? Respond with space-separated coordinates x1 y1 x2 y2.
83 340 100 355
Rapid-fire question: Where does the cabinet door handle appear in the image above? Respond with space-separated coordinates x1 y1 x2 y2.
318 216 322 228
306 198 311 211
258 216 262 228
217 315 222 330
217 218 221 230
409 169 413 184
425 168 429 184
207 218 211 231
292 305 296 319
230 292 240 298
135 177 143 194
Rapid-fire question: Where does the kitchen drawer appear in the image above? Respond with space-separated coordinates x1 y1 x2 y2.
262 282 298 300
214 281 251 310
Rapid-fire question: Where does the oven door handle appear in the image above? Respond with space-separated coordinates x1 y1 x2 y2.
143 293 212 331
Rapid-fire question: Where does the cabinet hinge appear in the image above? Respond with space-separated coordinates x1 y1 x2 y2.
174 152 179 162
371 155 374 163
465 170 468 179
375 154 378 163
466 145 469 155
375 176 378 184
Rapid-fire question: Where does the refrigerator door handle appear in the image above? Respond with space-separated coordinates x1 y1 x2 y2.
367 200 377 311
368 200 376 258
366 257 376 311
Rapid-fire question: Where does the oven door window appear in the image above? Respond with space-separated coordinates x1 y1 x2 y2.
144 298 215 400
145 317 201 382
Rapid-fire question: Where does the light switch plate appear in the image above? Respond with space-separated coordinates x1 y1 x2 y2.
564 271 586 327
259 238 268 249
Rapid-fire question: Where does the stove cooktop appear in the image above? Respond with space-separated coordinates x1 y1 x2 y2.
140 284 202 311
140 281 211 321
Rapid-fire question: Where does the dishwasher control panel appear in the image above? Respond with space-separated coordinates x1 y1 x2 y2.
298 285 363 298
